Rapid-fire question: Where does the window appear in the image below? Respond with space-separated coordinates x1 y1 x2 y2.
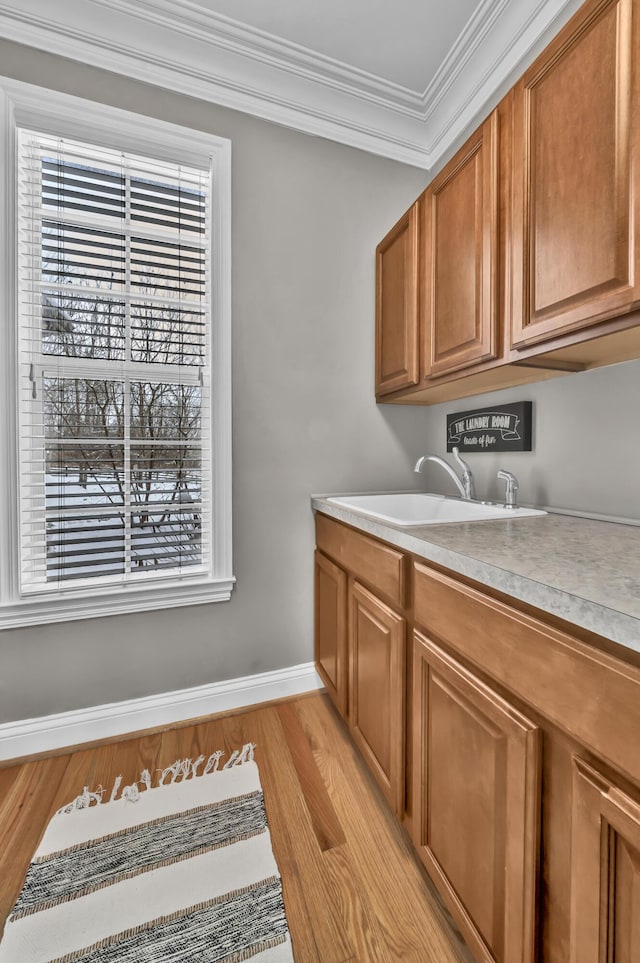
0 80 233 627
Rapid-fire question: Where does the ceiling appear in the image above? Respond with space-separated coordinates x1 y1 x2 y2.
0 0 582 170
190 0 481 92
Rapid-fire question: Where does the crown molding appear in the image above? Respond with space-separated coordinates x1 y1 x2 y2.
100 0 425 114
421 0 511 117
0 0 581 171
0 0 431 169
422 0 584 165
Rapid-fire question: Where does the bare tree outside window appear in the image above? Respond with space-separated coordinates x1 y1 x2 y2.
35 152 208 582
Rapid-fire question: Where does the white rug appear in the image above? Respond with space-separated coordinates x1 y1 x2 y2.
0 744 294 962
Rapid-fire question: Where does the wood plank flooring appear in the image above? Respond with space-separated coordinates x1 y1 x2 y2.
0 692 472 962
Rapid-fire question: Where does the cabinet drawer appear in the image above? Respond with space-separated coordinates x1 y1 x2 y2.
413 560 640 784
316 514 406 607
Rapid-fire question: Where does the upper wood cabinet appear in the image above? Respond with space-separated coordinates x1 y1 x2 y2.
375 199 421 397
511 0 640 349
423 112 499 378
374 0 640 404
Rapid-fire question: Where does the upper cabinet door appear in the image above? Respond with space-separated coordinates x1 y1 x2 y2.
423 112 499 378
375 200 421 397
511 0 640 349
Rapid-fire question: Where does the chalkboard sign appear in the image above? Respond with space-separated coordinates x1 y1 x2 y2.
446 401 532 453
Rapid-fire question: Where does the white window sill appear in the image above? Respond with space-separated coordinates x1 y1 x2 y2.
0 576 236 629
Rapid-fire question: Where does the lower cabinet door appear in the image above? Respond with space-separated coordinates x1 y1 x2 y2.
570 757 640 963
314 550 347 716
412 630 541 963
349 580 405 816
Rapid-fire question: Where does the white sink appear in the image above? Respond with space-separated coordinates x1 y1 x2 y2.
326 493 547 526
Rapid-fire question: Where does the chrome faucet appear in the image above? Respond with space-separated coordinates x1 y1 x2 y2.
497 469 519 508
414 447 476 500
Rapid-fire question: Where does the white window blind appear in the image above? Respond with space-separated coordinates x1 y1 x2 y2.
16 130 213 594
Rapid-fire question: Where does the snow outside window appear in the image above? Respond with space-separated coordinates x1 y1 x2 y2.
0 83 233 628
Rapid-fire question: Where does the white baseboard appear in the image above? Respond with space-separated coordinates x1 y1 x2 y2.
0 662 323 762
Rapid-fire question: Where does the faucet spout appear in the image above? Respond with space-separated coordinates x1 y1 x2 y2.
451 447 476 500
414 453 468 499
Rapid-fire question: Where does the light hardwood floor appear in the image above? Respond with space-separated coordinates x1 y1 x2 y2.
0 692 472 962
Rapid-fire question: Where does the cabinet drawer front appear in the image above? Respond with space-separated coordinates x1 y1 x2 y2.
316 514 406 607
413 561 640 784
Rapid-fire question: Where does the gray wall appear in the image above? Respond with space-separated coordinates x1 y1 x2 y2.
0 40 638 724
0 40 432 723
400 360 640 520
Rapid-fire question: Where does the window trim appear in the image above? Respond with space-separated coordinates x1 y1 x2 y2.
0 77 234 628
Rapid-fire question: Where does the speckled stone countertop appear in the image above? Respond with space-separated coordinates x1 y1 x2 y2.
311 495 640 655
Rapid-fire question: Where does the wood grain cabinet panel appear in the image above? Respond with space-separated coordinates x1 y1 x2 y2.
314 515 640 963
349 581 405 816
423 112 499 378
375 200 421 397
316 513 406 608
413 559 640 786
412 630 540 963
314 550 347 716
511 0 640 348
570 757 640 963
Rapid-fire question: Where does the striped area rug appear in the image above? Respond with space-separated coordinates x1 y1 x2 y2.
0 744 294 962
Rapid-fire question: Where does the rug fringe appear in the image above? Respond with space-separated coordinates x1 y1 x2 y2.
57 743 256 814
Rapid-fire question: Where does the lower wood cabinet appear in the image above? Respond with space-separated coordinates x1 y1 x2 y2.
412 630 540 963
314 513 640 963
349 581 405 816
570 757 640 963
314 549 347 715
314 519 407 812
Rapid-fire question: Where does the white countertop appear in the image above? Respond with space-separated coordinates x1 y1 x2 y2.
312 495 640 655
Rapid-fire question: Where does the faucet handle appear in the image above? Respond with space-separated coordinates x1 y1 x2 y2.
452 447 476 500
497 469 519 508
